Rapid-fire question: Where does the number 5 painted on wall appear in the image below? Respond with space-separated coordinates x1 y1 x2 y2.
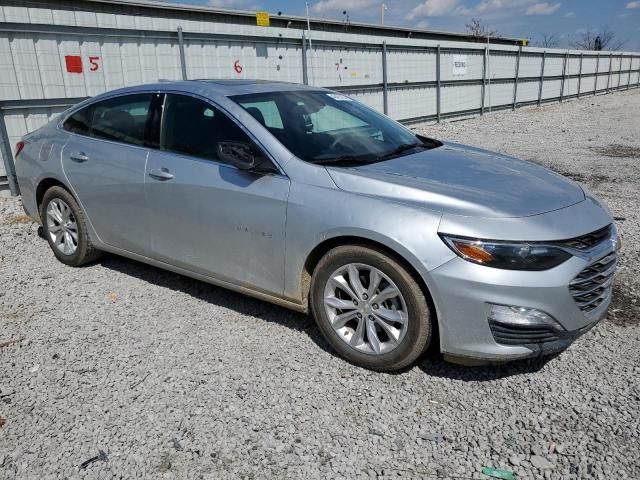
89 56 100 71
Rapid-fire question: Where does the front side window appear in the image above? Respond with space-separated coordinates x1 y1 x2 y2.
161 94 251 163
230 90 437 165
90 94 153 146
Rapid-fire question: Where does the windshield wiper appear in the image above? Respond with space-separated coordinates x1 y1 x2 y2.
376 142 425 161
312 141 428 166
312 155 375 166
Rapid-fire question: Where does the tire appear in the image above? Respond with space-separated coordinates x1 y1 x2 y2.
310 245 432 372
39 186 102 267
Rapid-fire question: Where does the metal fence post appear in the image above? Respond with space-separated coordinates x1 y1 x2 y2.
0 110 19 196
627 55 632 89
537 51 546 106
606 53 612 92
577 53 583 98
177 27 187 80
382 41 389 115
436 45 441 122
618 53 623 90
301 32 308 85
559 52 568 102
512 46 521 111
481 47 487 115
594 53 600 95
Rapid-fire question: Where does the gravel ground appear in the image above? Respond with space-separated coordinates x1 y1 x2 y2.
1 89 639 480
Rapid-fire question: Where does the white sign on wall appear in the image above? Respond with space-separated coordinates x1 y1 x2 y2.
452 55 468 75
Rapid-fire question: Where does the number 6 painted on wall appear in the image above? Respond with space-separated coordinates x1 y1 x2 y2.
89 56 100 71
234 60 243 74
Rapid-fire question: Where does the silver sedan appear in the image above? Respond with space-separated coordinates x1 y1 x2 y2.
14 80 620 371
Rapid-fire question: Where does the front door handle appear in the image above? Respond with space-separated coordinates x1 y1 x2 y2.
148 168 174 181
69 152 89 163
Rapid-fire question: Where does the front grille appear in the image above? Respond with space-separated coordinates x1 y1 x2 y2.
555 225 612 250
570 253 616 314
489 320 560 345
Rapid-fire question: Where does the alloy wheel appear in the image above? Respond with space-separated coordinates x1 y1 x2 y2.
46 198 78 255
323 263 409 355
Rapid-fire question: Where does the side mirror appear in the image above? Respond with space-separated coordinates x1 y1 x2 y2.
217 141 259 170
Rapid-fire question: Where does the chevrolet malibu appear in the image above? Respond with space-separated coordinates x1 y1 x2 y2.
14 80 620 371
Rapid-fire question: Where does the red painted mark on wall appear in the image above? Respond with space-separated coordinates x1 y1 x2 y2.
64 55 101 73
234 60 243 74
65 55 83 73
89 56 100 71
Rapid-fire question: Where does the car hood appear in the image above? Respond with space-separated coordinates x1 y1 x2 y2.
326 141 585 218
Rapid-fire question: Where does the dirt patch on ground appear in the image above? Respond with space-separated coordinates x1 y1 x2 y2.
608 283 640 327
592 144 640 158
4 215 33 225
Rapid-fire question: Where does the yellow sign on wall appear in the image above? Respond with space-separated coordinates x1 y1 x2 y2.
256 11 270 27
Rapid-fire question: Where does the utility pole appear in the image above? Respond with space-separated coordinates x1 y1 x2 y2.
305 2 312 49
380 3 387 25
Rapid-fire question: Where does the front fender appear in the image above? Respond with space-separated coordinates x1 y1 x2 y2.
283 182 455 307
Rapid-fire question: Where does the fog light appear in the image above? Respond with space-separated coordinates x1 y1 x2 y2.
612 228 622 252
487 303 564 330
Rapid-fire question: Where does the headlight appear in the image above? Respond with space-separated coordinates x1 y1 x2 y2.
440 235 572 271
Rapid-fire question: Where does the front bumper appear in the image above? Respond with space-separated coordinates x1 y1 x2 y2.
429 243 615 364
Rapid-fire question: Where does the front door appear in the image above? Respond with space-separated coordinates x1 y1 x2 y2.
144 93 290 296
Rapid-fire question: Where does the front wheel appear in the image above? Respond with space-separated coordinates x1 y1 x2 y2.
310 245 432 371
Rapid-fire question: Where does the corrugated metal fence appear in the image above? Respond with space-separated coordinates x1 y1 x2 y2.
1 1 639 195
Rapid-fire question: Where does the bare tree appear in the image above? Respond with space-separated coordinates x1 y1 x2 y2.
465 18 499 40
569 27 625 51
535 33 560 48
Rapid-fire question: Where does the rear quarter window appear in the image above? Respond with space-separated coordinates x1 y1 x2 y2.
63 106 93 136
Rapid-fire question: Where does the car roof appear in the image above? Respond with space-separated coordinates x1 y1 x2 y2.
90 79 322 102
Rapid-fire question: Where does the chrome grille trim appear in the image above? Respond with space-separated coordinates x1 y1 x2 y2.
570 253 616 315
555 225 612 250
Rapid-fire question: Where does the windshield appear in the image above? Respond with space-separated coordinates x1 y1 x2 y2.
230 90 439 165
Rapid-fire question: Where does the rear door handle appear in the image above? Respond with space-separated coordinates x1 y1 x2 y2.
148 168 174 181
69 152 89 163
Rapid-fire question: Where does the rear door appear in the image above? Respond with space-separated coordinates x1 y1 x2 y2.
61 93 159 255
144 93 290 296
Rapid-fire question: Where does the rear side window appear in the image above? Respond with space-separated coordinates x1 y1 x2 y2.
63 106 93 135
90 94 153 146
161 94 251 163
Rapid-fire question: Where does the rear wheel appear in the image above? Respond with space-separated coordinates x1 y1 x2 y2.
310 245 432 371
40 186 102 267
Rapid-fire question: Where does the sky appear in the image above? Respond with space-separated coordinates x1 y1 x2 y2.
165 0 640 50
